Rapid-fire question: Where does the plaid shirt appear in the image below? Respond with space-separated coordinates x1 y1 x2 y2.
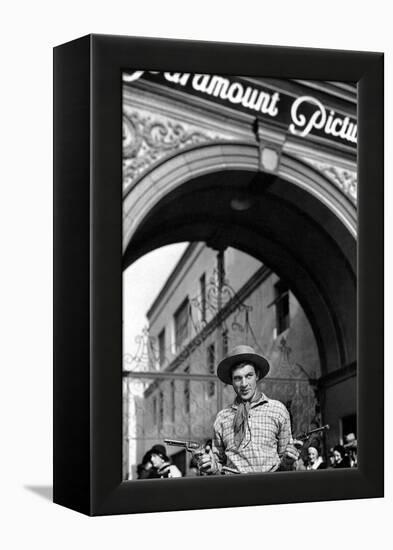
212 393 293 474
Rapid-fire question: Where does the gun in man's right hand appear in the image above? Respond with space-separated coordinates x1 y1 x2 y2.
164 438 215 474
194 443 215 474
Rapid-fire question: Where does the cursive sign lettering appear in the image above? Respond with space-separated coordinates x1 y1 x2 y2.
123 72 357 145
124 71 280 117
289 96 357 144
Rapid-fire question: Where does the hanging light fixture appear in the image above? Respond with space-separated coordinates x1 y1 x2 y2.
230 193 252 211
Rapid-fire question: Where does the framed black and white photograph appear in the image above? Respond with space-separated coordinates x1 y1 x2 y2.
53 34 383 516
122 70 357 480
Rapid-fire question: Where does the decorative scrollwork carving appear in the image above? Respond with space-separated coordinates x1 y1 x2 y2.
123 110 221 189
122 113 143 157
301 157 357 203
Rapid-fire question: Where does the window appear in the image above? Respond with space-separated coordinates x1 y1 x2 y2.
274 280 290 335
341 414 357 441
174 298 190 351
200 273 206 323
158 328 166 368
170 380 175 423
207 343 215 397
152 396 157 424
184 366 190 414
216 250 225 289
159 390 164 430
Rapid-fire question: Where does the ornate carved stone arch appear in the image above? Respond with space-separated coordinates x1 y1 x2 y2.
123 142 356 253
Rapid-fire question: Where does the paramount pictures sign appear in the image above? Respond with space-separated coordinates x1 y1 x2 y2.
124 71 357 147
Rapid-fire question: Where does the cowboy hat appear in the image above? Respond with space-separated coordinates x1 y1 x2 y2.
216 344 270 385
150 444 168 460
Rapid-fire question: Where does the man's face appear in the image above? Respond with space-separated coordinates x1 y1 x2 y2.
231 363 259 401
345 433 356 444
150 453 164 468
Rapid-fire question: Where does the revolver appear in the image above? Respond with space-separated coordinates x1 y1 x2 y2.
295 424 330 443
164 438 206 454
164 438 236 475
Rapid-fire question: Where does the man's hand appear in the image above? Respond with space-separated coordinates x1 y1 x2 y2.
193 444 216 474
280 439 303 470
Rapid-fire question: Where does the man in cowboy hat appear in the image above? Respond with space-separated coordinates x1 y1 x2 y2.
196 344 301 474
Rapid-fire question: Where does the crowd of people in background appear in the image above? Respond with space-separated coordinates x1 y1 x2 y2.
297 432 357 471
136 432 357 478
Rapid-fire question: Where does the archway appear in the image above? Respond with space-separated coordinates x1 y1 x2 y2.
122 142 357 478
123 143 357 379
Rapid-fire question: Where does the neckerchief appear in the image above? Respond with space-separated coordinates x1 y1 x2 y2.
233 390 262 449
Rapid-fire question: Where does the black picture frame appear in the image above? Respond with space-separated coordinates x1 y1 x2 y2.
53 34 384 516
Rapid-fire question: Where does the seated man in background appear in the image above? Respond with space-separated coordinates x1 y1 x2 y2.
136 450 160 479
148 444 182 478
